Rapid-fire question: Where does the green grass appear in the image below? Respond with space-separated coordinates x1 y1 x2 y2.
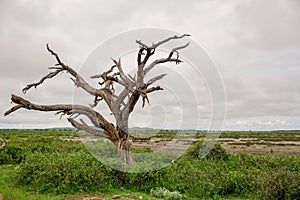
0 165 67 200
0 130 299 199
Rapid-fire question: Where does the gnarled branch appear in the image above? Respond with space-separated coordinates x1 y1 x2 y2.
5 94 117 140
151 34 190 49
22 69 64 94
118 34 189 117
23 44 107 100
68 118 109 139
143 42 189 75
146 74 167 87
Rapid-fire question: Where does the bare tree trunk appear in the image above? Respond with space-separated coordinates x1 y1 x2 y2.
116 121 133 164
118 135 132 164
0 138 6 152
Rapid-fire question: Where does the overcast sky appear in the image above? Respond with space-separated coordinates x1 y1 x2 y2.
0 0 299 130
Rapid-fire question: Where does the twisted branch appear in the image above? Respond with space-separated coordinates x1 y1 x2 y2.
23 44 106 99
5 94 116 137
143 42 189 75
68 118 109 139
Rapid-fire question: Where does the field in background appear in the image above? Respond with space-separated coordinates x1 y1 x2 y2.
128 130 300 156
0 129 299 200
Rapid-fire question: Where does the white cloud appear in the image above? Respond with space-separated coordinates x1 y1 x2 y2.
1 0 299 130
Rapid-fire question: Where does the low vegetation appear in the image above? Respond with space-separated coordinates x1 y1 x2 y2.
150 187 183 200
219 130 300 141
0 130 299 199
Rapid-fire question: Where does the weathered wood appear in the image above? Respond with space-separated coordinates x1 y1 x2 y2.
4 34 190 164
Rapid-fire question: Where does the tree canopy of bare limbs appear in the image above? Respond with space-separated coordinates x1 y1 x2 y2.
5 34 190 164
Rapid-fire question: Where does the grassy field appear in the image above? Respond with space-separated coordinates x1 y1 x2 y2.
0 130 299 199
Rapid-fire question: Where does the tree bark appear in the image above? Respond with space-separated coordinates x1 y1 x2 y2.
118 134 132 164
0 138 6 152
116 121 133 164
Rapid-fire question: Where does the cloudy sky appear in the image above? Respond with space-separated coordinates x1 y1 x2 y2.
0 0 299 130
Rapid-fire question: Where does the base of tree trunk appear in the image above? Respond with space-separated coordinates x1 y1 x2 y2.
118 139 133 164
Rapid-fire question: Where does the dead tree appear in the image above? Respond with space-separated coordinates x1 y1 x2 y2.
4 34 190 164
0 138 6 151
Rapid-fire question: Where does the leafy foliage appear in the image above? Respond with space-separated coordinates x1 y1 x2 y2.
183 140 229 160
15 151 110 193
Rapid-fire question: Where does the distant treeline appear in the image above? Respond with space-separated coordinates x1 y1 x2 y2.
0 128 76 132
1 128 299 133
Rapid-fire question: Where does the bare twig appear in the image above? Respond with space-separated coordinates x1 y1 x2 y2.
4 104 23 116
22 69 64 94
151 34 190 49
145 86 163 94
146 74 167 86
143 42 189 75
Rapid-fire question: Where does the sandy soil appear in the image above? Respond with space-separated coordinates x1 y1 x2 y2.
60 135 300 157
131 137 300 157
218 138 300 156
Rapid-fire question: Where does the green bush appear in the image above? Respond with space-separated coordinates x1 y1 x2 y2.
6 131 299 199
130 147 153 153
15 151 110 193
13 150 300 198
0 144 24 164
0 134 83 165
182 140 229 161
258 170 300 200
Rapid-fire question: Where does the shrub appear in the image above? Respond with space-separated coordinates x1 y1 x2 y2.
159 153 300 199
183 140 229 161
9 131 299 199
0 144 24 164
130 147 153 153
15 151 110 193
0 136 83 164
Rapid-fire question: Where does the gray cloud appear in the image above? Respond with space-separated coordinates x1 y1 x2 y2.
1 0 299 130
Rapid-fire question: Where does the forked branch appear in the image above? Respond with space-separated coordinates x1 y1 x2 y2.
22 69 64 94
118 34 190 116
150 34 190 49
68 118 109 138
4 94 117 139
143 42 189 75
23 44 106 99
